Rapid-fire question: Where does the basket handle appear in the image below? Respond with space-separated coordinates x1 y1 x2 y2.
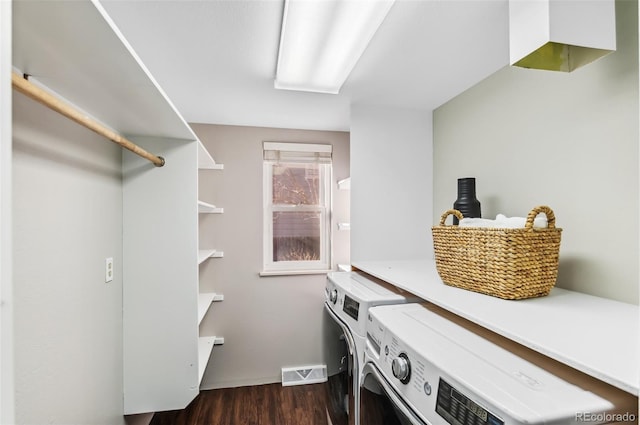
525 205 556 230
439 209 464 226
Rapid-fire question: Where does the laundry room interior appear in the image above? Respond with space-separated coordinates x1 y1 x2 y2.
1 0 638 424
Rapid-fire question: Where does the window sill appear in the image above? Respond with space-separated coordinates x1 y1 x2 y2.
259 269 333 277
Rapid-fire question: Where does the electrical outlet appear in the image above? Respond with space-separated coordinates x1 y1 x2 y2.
105 257 114 283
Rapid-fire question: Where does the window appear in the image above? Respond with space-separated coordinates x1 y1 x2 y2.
263 142 332 274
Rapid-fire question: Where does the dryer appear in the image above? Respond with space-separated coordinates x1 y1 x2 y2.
323 271 422 425
361 302 638 425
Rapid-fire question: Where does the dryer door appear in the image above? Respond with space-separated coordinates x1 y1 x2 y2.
324 304 355 425
360 362 429 425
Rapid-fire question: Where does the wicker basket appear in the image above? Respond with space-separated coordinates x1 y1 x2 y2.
431 205 562 300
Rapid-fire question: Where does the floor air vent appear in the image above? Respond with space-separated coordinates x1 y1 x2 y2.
281 365 327 386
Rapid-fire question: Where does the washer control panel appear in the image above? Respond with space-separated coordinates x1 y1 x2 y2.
391 353 411 384
366 308 506 425
343 295 360 321
371 323 442 417
436 378 503 425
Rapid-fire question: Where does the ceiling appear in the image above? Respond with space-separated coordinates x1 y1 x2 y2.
100 0 510 132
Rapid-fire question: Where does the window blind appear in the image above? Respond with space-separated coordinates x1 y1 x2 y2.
263 142 332 164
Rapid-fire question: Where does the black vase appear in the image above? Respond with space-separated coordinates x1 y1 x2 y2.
453 178 481 225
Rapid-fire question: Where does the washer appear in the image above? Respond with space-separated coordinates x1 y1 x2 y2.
361 302 638 425
323 271 422 425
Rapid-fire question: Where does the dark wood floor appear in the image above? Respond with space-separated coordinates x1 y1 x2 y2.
150 383 328 425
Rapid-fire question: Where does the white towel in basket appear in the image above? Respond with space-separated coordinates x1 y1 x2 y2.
459 213 548 229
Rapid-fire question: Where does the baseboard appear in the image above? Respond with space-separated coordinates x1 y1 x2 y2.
199 375 281 390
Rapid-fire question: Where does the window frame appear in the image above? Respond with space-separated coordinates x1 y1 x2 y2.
262 143 333 275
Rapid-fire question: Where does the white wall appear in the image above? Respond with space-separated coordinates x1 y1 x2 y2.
433 0 638 304
0 1 14 422
12 92 125 424
190 123 350 389
350 104 433 262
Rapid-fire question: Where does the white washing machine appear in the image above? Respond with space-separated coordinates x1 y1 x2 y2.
361 302 638 425
323 271 422 425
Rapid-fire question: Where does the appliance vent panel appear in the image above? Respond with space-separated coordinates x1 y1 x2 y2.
281 365 327 386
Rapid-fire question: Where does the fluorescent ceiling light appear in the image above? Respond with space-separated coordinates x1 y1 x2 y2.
275 0 395 94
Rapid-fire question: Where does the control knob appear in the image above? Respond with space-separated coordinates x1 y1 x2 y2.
392 353 411 384
329 289 338 304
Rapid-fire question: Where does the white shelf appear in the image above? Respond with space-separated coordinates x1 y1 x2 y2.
337 177 351 190
352 259 640 396
198 249 224 264
197 336 224 385
198 141 224 170
13 0 198 141
198 292 224 325
198 200 223 214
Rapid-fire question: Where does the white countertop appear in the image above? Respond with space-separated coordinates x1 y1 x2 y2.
352 259 639 396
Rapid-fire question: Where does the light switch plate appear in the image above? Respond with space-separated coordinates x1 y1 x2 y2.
105 257 114 283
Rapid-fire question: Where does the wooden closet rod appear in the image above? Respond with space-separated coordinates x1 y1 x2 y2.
11 71 165 167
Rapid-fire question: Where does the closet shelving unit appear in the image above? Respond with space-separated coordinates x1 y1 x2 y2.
337 177 350 232
336 177 351 272
12 0 223 415
197 144 225 384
